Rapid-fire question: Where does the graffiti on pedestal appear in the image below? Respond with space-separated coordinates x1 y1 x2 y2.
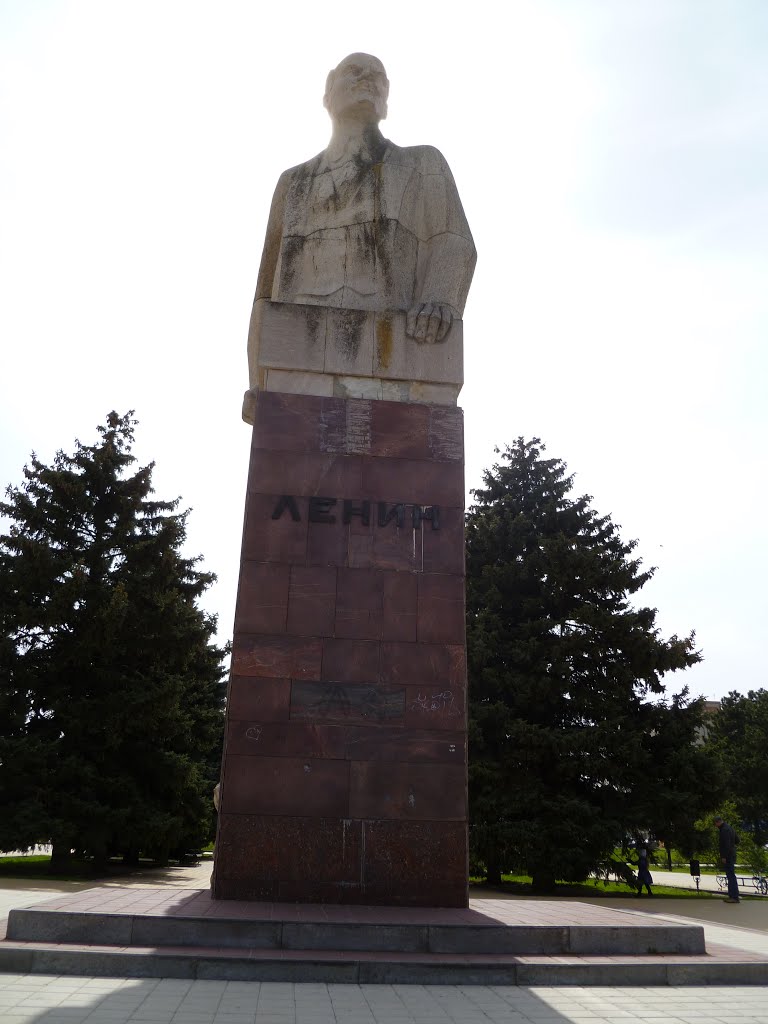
290 680 405 723
410 690 460 717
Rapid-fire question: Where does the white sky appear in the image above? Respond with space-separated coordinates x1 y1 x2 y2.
1 0 766 703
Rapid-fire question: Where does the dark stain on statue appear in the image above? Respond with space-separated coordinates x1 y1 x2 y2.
279 161 318 293
371 157 393 293
305 305 323 346
337 309 367 361
278 234 304 297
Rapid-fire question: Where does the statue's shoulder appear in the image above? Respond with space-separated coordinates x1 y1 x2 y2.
277 152 325 187
386 142 451 175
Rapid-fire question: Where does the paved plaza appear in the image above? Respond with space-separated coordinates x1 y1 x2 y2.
1 861 767 1023
2 974 768 1023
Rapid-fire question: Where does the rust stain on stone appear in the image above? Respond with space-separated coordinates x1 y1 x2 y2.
376 315 393 371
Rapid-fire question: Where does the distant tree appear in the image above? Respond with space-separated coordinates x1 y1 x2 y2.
634 692 722 869
691 802 768 875
0 412 226 869
705 689 768 848
466 438 703 891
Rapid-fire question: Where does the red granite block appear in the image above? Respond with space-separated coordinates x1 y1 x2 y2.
370 401 430 460
338 397 373 457
242 494 308 564
349 761 466 820
417 573 466 645
361 457 464 507
380 641 466 687
290 681 405 725
321 638 380 683
354 878 466 906
345 509 380 569
427 405 464 462
404 683 466 731
215 814 362 885
335 568 383 639
382 572 417 641
214 877 278 900
231 635 322 680
286 566 336 635
223 754 350 816
252 391 321 452
234 562 289 634
248 450 362 498
277 879 364 902
252 392 347 454
226 676 291 722
348 504 374 534
344 726 465 764
422 507 464 574
224 720 347 760
345 520 374 569
363 819 468 895
306 519 349 567
368 518 420 572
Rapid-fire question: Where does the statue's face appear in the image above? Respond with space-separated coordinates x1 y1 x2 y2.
325 53 389 122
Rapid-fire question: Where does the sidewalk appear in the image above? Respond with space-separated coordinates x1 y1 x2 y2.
1 862 768 1023
647 867 729 895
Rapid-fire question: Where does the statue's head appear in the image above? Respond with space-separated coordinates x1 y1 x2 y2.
323 53 389 123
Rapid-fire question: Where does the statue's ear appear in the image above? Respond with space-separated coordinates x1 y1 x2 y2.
323 69 335 113
380 79 390 120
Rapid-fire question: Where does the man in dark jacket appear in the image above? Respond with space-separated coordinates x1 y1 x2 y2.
715 816 740 903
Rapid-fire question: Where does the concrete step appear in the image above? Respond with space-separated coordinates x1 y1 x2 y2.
6 905 705 956
1 938 768 986
8 887 761 987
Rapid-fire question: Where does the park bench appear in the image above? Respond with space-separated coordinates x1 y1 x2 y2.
716 873 768 895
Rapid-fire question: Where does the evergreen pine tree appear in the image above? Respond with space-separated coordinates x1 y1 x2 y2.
706 689 768 847
0 412 226 869
466 438 702 891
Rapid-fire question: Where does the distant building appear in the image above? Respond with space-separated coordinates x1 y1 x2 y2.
694 700 721 745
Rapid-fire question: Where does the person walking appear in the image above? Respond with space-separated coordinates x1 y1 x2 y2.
715 816 740 904
635 848 653 897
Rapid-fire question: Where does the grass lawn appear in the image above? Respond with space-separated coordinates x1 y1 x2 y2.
470 873 719 899
0 854 204 883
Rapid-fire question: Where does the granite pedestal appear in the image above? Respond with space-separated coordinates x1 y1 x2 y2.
212 390 468 906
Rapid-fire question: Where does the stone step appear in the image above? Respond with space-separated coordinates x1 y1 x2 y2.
1 939 767 987
7 906 705 956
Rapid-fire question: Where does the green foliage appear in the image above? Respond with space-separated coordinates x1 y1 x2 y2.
738 835 768 876
692 804 768 874
466 438 707 891
704 689 768 847
691 805 736 868
0 412 226 866
593 852 637 889
470 872 716 899
633 692 723 862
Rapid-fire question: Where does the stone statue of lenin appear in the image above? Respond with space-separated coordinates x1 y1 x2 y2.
245 53 476 417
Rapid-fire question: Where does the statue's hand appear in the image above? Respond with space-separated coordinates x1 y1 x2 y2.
406 302 455 344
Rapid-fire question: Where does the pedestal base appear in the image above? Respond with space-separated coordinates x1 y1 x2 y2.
212 391 468 906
